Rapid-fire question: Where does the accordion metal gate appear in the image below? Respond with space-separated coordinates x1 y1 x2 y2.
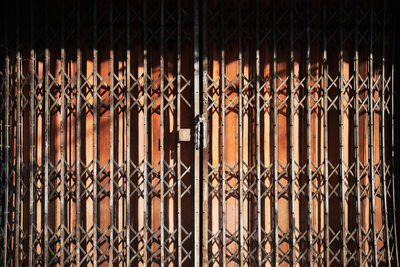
0 0 200 266
201 0 398 266
0 0 398 266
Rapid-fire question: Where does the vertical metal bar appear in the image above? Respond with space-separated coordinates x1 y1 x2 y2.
0 41 2 266
0 55 3 267
142 1 149 264
272 0 279 265
353 1 363 265
338 0 346 265
125 0 131 265
201 0 209 264
28 3 36 266
368 1 378 264
193 0 201 266
220 2 227 265
255 0 262 265
15 13 22 266
0 37 3 267
238 3 244 266
193 0 201 265
176 0 182 264
109 1 115 265
60 1 67 264
160 1 165 265
391 21 399 265
44 1 50 264
322 0 330 265
289 0 296 265
92 1 98 265
2 19 10 267
306 1 313 265
381 2 391 265
0 48 3 267
76 0 82 264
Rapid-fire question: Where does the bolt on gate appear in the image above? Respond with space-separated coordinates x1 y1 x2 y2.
0 0 399 266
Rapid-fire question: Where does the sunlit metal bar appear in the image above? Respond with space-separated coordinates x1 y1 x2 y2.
338 0 346 264
353 1 362 265
28 3 35 265
109 1 115 265
92 1 99 265
193 0 201 265
125 0 131 265
238 3 244 266
60 1 67 264
201 0 209 264
160 1 166 265
368 1 378 265
75 0 82 264
255 0 262 265
322 1 330 265
289 0 296 265
142 1 149 264
306 0 313 265
44 1 50 265
272 0 279 264
176 0 182 264
221 1 227 265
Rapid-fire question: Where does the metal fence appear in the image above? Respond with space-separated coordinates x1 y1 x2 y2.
0 0 398 266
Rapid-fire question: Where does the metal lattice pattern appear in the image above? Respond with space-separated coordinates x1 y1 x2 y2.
0 0 398 267
201 0 397 266
0 0 197 266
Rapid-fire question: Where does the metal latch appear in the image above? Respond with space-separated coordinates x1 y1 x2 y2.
194 115 207 150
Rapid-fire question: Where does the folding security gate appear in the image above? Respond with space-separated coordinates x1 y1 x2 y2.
201 0 398 266
0 0 398 266
1 0 200 266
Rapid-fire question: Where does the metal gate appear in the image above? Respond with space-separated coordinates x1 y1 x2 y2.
201 0 398 266
1 0 200 266
0 0 398 266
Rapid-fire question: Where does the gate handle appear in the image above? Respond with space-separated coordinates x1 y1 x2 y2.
195 115 207 150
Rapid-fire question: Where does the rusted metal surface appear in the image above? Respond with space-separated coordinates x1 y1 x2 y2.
0 0 398 266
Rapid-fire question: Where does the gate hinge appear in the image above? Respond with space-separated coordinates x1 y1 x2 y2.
194 115 207 150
